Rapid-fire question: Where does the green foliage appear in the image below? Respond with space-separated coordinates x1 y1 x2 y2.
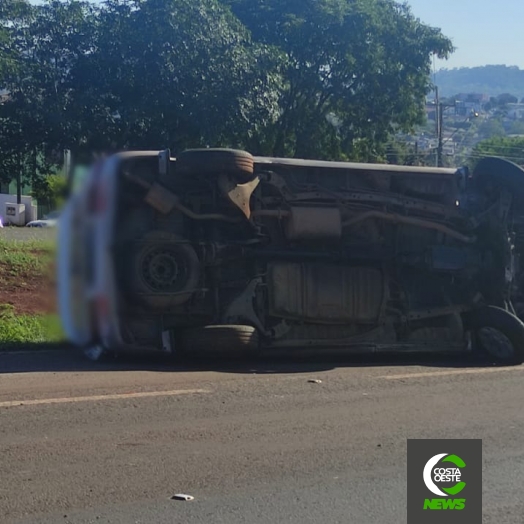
385 140 426 166
0 305 63 345
0 0 99 167
0 0 454 177
31 174 67 209
478 118 506 139
71 0 282 155
0 235 54 276
225 0 453 159
509 121 524 135
496 93 519 106
469 136 524 168
0 229 62 347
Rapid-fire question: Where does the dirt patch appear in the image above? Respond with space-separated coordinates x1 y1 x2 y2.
0 232 63 345
0 262 57 315
0 234 57 317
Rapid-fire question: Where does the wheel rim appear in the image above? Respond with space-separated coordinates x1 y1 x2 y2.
478 327 514 360
140 247 188 292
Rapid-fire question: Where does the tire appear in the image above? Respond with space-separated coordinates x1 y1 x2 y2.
181 325 260 356
467 306 524 365
175 148 255 183
473 157 524 200
515 302 524 321
127 231 200 311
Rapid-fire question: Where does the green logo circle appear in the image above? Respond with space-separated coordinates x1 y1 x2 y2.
423 453 466 496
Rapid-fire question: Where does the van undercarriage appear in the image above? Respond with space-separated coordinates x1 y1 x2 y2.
63 150 524 364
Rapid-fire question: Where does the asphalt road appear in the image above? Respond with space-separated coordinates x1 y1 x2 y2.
1 350 524 524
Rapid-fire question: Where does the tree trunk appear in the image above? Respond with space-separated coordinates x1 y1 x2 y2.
16 153 22 205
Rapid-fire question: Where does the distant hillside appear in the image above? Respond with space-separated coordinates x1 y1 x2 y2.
435 65 524 99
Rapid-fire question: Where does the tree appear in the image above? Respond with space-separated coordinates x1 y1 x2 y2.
68 0 282 157
224 0 453 160
496 93 518 106
385 140 423 166
478 118 506 139
470 136 524 168
0 0 456 188
0 0 96 189
509 121 524 136
0 0 28 83
0 0 33 188
31 173 67 210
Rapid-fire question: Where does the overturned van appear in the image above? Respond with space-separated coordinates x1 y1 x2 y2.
58 150 524 364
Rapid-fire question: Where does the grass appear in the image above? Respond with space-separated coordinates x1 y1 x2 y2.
0 232 55 261
0 236 55 290
0 304 64 344
0 230 66 349
0 241 51 274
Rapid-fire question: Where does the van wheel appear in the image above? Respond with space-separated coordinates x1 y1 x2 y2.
176 149 255 183
515 302 524 321
181 325 260 356
467 306 524 365
473 157 524 199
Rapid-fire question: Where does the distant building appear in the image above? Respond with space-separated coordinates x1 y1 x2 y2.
506 104 524 120
443 141 456 156
425 104 437 121
417 137 438 152
455 93 489 103
455 93 489 116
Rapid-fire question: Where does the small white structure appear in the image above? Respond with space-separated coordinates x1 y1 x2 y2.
0 194 37 224
5 203 25 226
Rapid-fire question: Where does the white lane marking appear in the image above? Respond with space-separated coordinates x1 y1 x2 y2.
380 366 524 381
0 389 210 408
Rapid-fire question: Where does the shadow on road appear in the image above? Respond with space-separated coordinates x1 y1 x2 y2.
0 344 501 375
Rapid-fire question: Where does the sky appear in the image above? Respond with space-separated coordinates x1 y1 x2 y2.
407 0 524 70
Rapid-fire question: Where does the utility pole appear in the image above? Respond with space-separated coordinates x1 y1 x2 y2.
433 87 478 167
436 86 444 167
435 87 461 167
63 149 71 179
437 104 444 167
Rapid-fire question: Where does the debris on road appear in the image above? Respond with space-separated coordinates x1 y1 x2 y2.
308 379 322 384
171 494 195 501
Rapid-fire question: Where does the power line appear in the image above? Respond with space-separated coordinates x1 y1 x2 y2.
470 144 524 153
466 154 524 162
384 147 524 163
